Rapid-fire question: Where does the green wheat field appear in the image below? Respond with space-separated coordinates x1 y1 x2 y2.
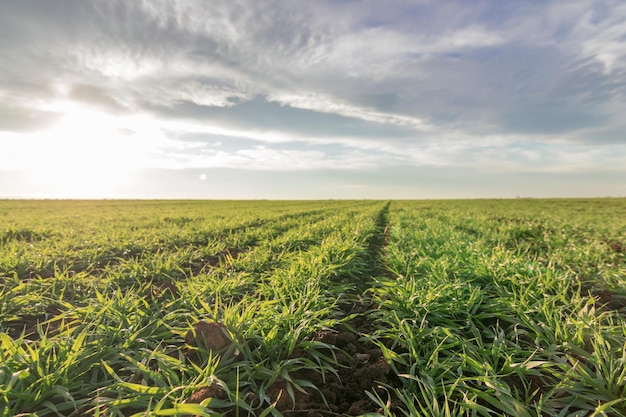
1 199 625 417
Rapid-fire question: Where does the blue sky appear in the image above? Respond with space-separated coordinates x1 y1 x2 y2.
1 0 625 198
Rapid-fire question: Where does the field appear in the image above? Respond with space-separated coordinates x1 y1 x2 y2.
1 199 625 417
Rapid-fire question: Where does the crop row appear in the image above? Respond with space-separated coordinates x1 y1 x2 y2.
1 200 388 416
370 200 625 416
1 199 624 416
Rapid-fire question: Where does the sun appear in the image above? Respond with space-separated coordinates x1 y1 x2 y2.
21 110 152 198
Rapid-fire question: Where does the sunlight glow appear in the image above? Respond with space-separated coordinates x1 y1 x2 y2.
2 110 169 198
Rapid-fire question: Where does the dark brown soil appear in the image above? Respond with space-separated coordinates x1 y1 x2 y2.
608 241 624 253
5 304 65 340
186 383 228 404
579 277 626 314
151 280 180 298
181 313 401 416
185 321 233 351
189 248 248 275
262 310 402 417
591 288 626 312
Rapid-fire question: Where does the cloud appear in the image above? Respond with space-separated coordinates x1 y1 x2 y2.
0 104 60 132
69 84 125 111
3 1 623 140
144 97 419 145
266 91 432 131
0 0 625 199
144 135 395 171
575 2 626 74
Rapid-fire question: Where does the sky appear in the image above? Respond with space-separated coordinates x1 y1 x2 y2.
1 0 625 199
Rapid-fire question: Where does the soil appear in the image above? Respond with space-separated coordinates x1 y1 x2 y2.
185 310 401 416
185 320 233 351
590 288 626 312
189 247 248 275
269 330 397 416
186 383 229 404
608 241 624 253
579 277 626 314
5 304 64 340
300 312 402 416
151 280 180 298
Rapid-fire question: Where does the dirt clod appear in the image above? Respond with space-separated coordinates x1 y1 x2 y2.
152 280 179 298
186 383 227 403
335 331 356 348
609 241 623 253
185 321 233 351
314 330 337 345
354 353 371 362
